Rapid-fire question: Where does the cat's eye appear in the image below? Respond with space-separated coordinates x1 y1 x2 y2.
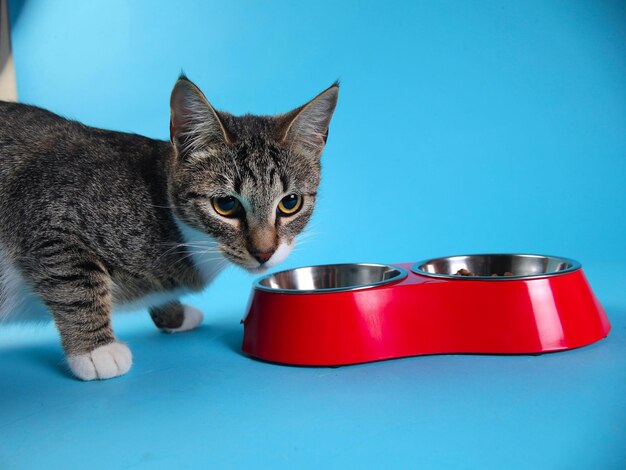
277 194 303 216
212 196 242 218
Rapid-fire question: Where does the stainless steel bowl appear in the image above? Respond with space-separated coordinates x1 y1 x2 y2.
255 263 408 294
412 254 581 280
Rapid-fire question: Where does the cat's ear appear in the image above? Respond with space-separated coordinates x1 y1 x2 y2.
170 75 232 155
278 82 339 157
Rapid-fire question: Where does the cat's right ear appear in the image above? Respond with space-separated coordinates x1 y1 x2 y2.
278 82 339 158
170 75 232 156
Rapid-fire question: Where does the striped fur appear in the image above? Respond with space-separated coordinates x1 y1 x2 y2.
0 76 338 380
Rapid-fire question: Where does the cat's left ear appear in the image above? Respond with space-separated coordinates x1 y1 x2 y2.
278 82 339 157
170 75 232 156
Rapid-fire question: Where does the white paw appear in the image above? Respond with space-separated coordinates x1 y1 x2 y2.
162 304 204 333
67 342 132 381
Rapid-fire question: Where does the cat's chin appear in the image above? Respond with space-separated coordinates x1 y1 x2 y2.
244 265 270 275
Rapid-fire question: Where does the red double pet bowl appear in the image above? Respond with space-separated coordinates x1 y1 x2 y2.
242 254 610 366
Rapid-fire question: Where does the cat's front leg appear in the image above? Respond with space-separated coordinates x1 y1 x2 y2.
26 248 131 381
149 300 204 333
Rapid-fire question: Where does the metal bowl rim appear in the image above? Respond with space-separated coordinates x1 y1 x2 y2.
253 262 409 294
411 253 582 281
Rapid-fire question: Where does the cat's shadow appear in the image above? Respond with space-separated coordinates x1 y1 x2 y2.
1 341 69 380
1 315 247 385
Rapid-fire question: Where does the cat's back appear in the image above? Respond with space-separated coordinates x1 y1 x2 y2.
0 101 87 156
0 101 164 165
0 101 172 244
0 101 170 198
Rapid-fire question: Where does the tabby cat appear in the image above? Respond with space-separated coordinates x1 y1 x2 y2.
0 76 338 380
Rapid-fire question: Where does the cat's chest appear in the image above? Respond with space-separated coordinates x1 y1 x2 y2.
111 226 226 311
172 218 227 285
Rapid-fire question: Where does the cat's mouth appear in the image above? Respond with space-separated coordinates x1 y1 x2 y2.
219 248 268 272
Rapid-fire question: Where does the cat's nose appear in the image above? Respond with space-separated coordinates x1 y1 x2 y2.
251 250 275 265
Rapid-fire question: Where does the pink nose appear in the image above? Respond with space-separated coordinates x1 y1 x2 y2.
252 250 275 264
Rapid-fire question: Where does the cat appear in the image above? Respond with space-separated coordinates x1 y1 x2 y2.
0 75 338 380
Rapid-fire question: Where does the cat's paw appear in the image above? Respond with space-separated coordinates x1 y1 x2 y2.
67 341 132 381
161 304 204 333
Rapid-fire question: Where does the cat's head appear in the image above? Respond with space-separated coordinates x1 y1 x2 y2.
168 75 338 273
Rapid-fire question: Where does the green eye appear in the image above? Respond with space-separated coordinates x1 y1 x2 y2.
212 196 242 217
277 194 303 216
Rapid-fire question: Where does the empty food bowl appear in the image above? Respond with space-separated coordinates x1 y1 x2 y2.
255 263 408 293
241 254 610 366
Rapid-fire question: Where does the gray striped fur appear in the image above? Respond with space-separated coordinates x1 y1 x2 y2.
0 76 338 379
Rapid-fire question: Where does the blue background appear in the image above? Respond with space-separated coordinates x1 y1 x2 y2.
2 1 625 468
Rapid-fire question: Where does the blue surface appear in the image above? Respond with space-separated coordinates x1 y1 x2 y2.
2 1 626 468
